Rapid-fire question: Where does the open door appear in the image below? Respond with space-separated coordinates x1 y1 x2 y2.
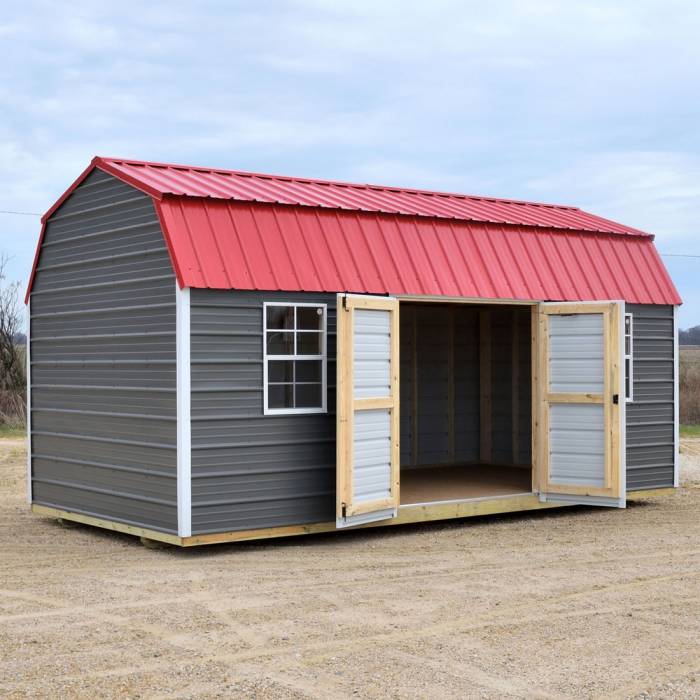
336 294 400 528
538 302 625 507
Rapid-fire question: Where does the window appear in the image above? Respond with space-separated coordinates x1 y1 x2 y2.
263 303 327 414
625 313 633 401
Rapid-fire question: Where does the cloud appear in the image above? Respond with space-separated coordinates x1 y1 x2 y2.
1 0 699 322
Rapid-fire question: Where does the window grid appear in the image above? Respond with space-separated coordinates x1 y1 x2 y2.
625 313 633 402
263 302 327 415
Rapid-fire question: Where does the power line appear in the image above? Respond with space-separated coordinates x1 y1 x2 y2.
0 209 40 216
660 253 700 259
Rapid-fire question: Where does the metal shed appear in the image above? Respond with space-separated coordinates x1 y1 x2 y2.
25 157 681 546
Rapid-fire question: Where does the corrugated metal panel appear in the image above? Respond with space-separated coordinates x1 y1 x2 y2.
97 157 649 235
548 314 604 392
29 170 178 533
400 304 531 468
154 198 681 305
549 403 605 487
455 308 481 463
626 304 675 490
189 289 336 534
27 158 681 306
352 409 392 502
353 308 391 398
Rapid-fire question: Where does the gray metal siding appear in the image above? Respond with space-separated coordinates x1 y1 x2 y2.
626 304 675 490
189 289 336 534
29 169 178 532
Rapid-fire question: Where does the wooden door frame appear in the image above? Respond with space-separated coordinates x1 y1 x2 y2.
536 301 623 499
336 294 400 520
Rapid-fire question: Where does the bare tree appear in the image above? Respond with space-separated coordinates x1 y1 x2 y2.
0 254 26 427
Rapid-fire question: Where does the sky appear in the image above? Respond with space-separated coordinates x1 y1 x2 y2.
1 0 699 326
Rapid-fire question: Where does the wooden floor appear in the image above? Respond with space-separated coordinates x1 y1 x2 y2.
400 464 532 505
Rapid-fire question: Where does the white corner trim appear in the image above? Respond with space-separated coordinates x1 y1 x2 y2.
26 297 32 504
673 305 680 488
176 285 192 537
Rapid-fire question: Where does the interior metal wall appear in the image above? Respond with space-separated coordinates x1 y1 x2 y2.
400 304 531 468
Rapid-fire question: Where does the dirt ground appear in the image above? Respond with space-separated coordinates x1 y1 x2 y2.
1 439 699 699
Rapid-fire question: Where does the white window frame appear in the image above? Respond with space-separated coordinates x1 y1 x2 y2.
625 312 634 402
263 302 327 415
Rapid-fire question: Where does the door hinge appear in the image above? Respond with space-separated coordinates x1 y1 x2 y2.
341 502 347 518
613 394 619 404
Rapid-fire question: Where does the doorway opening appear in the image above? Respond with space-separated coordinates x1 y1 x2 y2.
399 302 533 505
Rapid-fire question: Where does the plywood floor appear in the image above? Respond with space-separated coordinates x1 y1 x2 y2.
400 464 532 505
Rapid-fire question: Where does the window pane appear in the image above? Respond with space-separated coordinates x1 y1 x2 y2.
625 335 631 356
269 360 294 382
269 384 293 409
267 331 294 355
296 359 322 382
297 331 321 355
296 383 322 408
297 306 323 330
266 305 294 329
625 358 631 398
625 315 631 335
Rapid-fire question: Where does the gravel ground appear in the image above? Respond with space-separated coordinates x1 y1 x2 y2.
1 438 699 699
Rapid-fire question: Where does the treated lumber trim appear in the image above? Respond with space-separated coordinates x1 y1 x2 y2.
35 488 677 548
546 393 604 404
346 495 396 517
479 309 492 462
344 296 396 310
390 300 401 506
181 494 568 546
531 305 539 493
511 310 519 465
341 297 354 515
354 397 393 410
337 295 400 520
396 294 537 306
538 308 549 493
31 504 183 545
609 302 622 498
540 302 613 316
539 302 623 501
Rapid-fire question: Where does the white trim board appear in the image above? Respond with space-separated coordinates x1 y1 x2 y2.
26 297 32 504
674 305 680 488
620 301 627 498
176 284 192 537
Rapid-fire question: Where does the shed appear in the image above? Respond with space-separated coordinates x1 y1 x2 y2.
25 157 681 546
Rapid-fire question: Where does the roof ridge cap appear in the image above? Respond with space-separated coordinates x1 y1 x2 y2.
97 156 580 212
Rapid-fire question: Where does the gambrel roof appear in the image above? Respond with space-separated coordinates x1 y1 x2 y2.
26 156 681 305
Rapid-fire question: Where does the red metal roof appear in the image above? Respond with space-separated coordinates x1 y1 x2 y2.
91 157 648 236
154 198 679 304
26 157 681 305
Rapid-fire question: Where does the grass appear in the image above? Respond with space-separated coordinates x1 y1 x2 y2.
0 425 25 439
680 424 700 438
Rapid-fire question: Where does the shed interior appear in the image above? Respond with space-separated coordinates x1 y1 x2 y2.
399 302 533 505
